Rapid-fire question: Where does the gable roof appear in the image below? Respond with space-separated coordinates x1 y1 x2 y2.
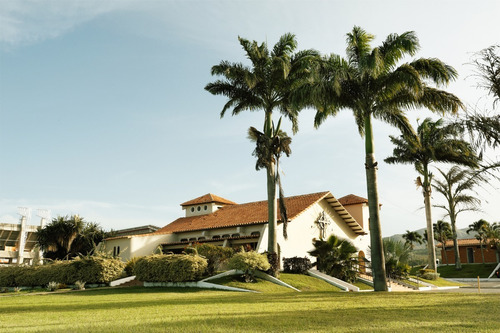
155 191 366 235
338 194 368 206
180 193 237 207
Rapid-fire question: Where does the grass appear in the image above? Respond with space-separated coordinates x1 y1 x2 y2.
279 273 342 292
352 280 373 291
438 263 498 278
1 287 499 332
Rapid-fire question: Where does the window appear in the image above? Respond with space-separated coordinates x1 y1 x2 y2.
190 207 194 212
198 237 206 241
180 238 188 242
204 205 208 210
231 233 240 238
222 234 230 239
113 246 120 256
250 231 260 236
212 235 220 239
197 206 201 211
189 237 196 241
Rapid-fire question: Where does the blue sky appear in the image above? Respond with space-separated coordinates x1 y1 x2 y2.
1 0 499 236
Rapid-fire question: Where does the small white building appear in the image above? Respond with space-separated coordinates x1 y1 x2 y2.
0 222 40 266
102 191 371 267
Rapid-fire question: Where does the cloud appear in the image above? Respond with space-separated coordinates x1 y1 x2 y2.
0 0 130 47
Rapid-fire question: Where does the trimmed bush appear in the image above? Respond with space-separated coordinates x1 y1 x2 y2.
228 251 270 282
0 255 124 287
124 257 141 277
195 244 234 276
283 257 313 274
422 272 440 280
134 254 207 282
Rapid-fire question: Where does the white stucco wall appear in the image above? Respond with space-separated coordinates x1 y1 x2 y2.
103 233 175 261
273 199 371 262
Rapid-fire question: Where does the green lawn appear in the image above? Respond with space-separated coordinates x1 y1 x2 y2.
1 287 499 332
438 263 498 278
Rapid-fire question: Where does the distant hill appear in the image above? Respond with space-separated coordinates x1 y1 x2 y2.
385 227 475 248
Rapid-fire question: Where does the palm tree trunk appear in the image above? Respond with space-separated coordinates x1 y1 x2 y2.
422 174 437 272
267 162 278 254
364 115 388 292
480 242 485 264
450 217 462 270
264 111 278 267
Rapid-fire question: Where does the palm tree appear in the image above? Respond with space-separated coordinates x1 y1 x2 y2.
486 222 500 261
309 234 359 283
383 238 412 279
36 215 84 260
433 166 487 269
205 35 318 273
467 219 491 264
402 230 423 250
434 220 453 265
385 118 479 271
471 45 500 107
248 117 291 238
311 27 462 290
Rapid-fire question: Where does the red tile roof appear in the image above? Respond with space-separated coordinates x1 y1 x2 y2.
156 191 330 234
338 194 368 206
180 193 237 207
438 238 494 248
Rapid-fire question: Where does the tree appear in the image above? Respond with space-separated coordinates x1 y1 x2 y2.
385 118 479 271
311 27 462 290
433 166 487 269
248 117 291 238
467 219 491 264
486 222 500 261
471 45 500 107
309 234 359 283
402 230 423 250
434 220 452 265
36 215 107 260
383 238 411 279
205 34 318 275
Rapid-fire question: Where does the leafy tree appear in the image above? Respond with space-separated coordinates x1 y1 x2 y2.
467 219 491 264
385 118 479 271
205 34 318 275
311 27 462 290
433 167 487 269
434 220 453 265
36 215 108 260
402 230 423 250
309 234 359 283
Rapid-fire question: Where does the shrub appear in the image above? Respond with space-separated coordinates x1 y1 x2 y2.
74 280 86 290
134 254 207 282
0 254 124 287
283 257 313 274
228 251 270 282
47 281 59 291
183 247 198 256
124 257 141 276
385 258 410 280
422 272 440 280
195 244 234 276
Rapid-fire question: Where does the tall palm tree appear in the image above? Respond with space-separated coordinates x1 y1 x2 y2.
402 230 423 250
311 27 462 290
433 166 487 269
467 219 491 264
248 117 292 238
205 34 318 273
434 220 452 265
385 118 479 271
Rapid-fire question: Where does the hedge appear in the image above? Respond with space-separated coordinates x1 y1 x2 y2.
194 244 234 276
134 254 207 282
0 256 125 287
283 257 312 274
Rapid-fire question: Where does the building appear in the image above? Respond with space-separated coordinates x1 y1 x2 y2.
438 239 499 264
0 223 40 266
102 191 371 267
